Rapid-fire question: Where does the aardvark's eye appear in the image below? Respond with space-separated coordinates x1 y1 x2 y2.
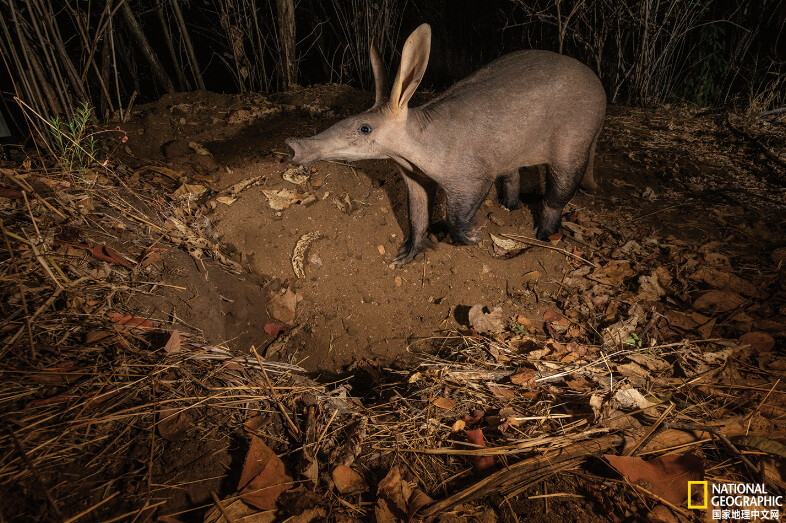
358 124 372 135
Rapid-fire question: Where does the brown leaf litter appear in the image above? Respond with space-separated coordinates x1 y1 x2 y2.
1 98 785 521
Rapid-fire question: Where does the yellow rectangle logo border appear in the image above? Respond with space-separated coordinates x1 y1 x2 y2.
688 481 708 509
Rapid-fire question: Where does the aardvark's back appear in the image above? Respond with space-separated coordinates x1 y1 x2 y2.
416 50 606 173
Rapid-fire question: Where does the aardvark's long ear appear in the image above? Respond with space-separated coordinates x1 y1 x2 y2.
389 24 431 115
370 40 387 109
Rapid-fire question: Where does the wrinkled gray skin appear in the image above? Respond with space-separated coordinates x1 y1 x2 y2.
286 24 606 265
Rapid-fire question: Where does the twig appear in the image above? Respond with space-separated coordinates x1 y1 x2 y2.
746 378 780 434
21 228 64 289
418 435 625 516
251 347 301 440
210 492 236 523
499 233 598 268
1 171 68 219
623 403 676 456
625 479 693 518
62 491 119 523
760 107 786 118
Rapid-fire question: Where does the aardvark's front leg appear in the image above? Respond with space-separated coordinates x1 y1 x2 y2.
393 169 433 266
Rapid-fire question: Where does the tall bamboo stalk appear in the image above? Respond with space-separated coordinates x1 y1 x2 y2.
119 0 175 94
157 2 190 91
170 0 205 90
8 0 59 118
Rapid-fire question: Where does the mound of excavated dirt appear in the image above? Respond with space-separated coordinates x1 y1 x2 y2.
119 86 785 374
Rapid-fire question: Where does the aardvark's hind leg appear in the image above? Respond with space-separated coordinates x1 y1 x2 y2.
499 169 520 210
444 177 493 245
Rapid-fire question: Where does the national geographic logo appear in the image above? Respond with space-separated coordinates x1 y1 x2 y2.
688 481 708 509
689 481 783 520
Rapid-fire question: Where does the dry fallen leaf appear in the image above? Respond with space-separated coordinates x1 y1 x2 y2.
238 435 292 510
465 428 495 470
468 305 506 334
156 408 192 441
604 453 703 504
268 288 301 324
739 331 775 352
173 183 207 200
510 368 537 387
283 167 309 185
429 397 457 409
215 195 236 205
107 312 154 332
613 386 657 410
332 465 368 494
375 466 411 523
162 330 183 353
693 290 746 313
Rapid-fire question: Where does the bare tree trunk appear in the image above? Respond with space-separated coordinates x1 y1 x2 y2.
119 0 175 93
170 0 205 90
276 0 297 88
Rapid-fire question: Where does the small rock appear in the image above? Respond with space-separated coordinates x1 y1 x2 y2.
308 253 323 267
377 245 386 255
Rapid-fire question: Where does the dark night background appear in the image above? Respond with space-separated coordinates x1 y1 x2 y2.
1 0 785 134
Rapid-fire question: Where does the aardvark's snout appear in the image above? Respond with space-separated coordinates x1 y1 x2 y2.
285 137 318 167
284 137 300 164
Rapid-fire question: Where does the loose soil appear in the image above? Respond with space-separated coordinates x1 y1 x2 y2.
119 86 785 375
